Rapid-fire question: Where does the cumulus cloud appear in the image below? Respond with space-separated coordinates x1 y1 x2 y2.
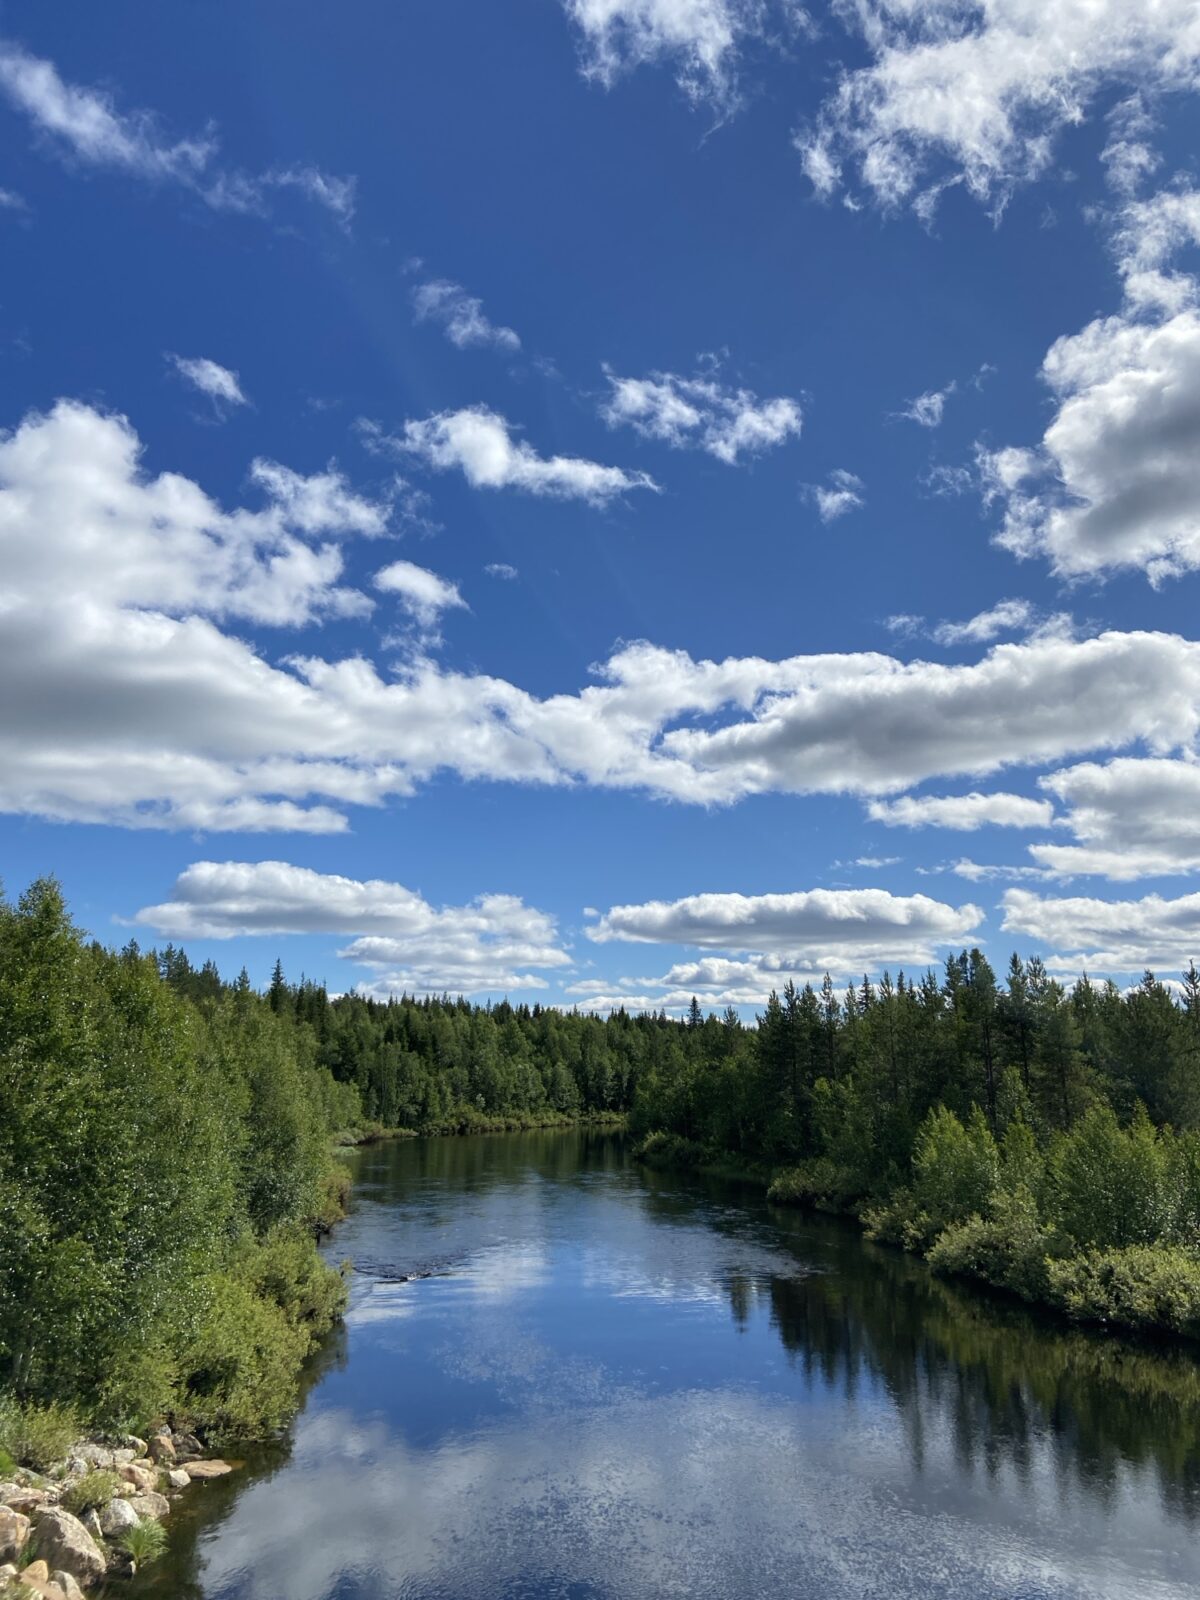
168 354 248 410
985 185 1200 584
6 398 1200 836
867 792 1055 831
803 469 864 522
411 279 520 352
929 598 1040 646
601 367 803 464
1001 886 1200 973
588 886 982 967
374 559 467 633
132 860 569 994
797 0 1200 212
377 406 659 503
1030 757 1200 879
0 38 354 220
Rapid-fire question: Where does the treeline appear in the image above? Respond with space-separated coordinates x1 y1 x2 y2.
156 945 647 1129
0 880 359 1444
632 953 1200 1340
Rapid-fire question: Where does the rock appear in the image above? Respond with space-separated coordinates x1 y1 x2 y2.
166 1469 190 1491
79 1510 102 1542
147 1434 175 1465
116 1463 157 1493
184 1460 234 1481
52 1574 86 1600
116 1436 147 1459
19 1561 49 1583
31 1507 106 1586
110 1449 135 1468
71 1446 113 1471
0 1484 46 1514
170 1433 202 1461
0 1564 16 1584
0 1506 31 1563
124 1492 169 1522
97 1496 140 1538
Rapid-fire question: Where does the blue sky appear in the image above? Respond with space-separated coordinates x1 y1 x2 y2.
3 0 1200 1010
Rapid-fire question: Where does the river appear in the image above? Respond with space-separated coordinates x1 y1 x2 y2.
128 1130 1200 1598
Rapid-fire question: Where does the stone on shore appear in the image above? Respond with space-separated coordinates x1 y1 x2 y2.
97 1496 140 1538
0 1505 31 1563
125 1491 169 1522
32 1506 107 1586
184 1459 234 1480
116 1462 157 1493
53 1573 87 1600
166 1468 190 1490
147 1432 175 1465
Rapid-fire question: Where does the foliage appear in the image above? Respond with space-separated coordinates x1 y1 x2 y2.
0 1395 81 1471
116 1516 168 1566
60 1468 123 1515
927 1186 1054 1303
1046 1246 1200 1338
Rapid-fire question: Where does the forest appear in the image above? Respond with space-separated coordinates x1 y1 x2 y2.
6 874 1200 1459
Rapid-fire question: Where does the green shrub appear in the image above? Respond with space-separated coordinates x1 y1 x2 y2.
633 1131 707 1169
0 1396 80 1471
768 1158 858 1211
912 1106 1000 1234
862 1188 935 1252
116 1517 168 1567
0 1444 14 1476
60 1468 123 1516
1046 1245 1200 1338
927 1187 1053 1302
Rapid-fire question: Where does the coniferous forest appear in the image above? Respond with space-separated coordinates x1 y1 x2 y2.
7 876 1200 1457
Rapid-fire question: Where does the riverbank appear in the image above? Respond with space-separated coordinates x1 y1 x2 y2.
0 1425 244 1594
633 1128 1200 1347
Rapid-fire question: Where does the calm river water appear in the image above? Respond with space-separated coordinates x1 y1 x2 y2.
130 1131 1200 1599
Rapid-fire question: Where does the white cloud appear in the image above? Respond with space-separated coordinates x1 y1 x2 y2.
484 562 518 580
374 559 467 632
6 398 1200 836
562 0 801 106
386 406 659 503
0 186 26 210
168 354 248 410
0 38 354 220
930 598 1034 646
1001 885 1200 973
898 384 955 428
1102 94 1162 196
132 860 569 994
411 279 520 352
803 469 864 522
797 1 1200 212
601 367 803 464
1030 757 1200 879
868 791 1055 830
587 886 982 971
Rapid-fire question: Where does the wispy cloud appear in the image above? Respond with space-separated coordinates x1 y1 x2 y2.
411 278 520 352
168 354 248 413
601 364 802 464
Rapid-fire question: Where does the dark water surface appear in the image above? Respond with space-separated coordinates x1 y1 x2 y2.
133 1131 1200 1599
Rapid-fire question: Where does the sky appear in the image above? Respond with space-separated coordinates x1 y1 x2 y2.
3 0 1200 1012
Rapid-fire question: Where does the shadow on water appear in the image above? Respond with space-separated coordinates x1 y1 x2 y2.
124 1132 1200 1597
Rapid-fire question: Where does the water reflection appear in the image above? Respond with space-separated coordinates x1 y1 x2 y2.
128 1132 1200 1600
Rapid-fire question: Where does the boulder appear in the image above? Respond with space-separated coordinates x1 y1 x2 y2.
31 1507 106 1586
0 1506 31 1562
52 1574 86 1600
17 1560 49 1583
110 1449 135 1467
79 1511 102 1542
166 1469 190 1491
119 1437 147 1459
184 1460 234 1481
71 1447 112 1471
124 1492 169 1522
116 1463 157 1493
0 1485 47 1515
170 1433 202 1461
147 1434 175 1466
97 1496 140 1539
